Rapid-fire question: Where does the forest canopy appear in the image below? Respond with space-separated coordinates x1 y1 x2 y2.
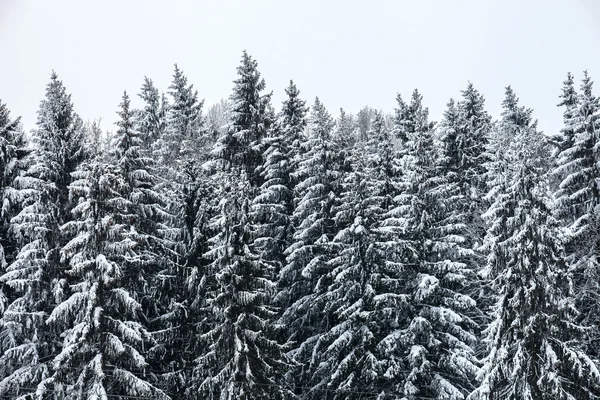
0 51 599 400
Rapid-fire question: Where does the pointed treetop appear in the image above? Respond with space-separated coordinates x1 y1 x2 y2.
310 96 334 140
116 91 133 126
460 81 487 111
0 101 21 135
581 70 595 97
229 50 270 130
558 72 577 108
234 50 266 93
500 86 533 128
281 80 308 129
37 71 77 133
112 91 139 164
502 85 518 110
139 76 159 102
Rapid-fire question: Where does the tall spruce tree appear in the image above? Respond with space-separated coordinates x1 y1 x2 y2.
45 160 169 400
485 86 550 212
211 50 273 187
279 97 340 394
305 111 408 399
439 83 491 251
154 64 204 173
0 73 85 398
473 158 600 399
191 172 292 400
550 72 579 157
137 76 168 153
388 94 480 399
393 93 409 151
253 81 308 276
551 72 600 358
0 101 25 316
333 108 356 150
148 65 209 397
110 91 177 348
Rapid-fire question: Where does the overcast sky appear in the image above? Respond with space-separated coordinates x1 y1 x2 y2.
1 0 599 135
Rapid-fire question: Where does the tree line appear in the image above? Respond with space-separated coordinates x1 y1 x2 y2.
0 51 599 399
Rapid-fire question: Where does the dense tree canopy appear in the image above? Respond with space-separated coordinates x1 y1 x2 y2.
1 54 599 400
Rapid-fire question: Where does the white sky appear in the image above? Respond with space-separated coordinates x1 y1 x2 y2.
1 0 599 135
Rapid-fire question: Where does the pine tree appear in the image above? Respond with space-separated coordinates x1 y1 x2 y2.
455 83 491 196
436 84 491 335
393 90 436 170
211 50 273 187
278 96 341 394
82 119 107 162
155 64 204 173
305 111 407 399
117 91 194 396
395 90 435 143
486 86 550 206
333 108 356 150
45 161 169 399
111 91 176 324
0 100 26 315
550 72 579 156
205 98 231 141
388 95 480 399
472 160 600 400
307 178 382 400
553 71 600 225
0 72 85 397
253 80 308 275
142 66 210 397
191 172 292 400
355 106 375 142
551 71 600 357
439 83 491 248
393 93 409 150
137 76 168 153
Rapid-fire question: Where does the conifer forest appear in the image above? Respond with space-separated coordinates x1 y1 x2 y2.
1 50 600 400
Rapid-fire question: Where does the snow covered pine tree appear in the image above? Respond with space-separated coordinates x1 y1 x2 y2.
0 72 86 398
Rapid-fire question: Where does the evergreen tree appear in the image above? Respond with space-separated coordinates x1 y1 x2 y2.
191 172 292 400
253 81 308 275
390 96 479 399
486 86 549 206
393 93 409 150
553 71 600 225
394 90 436 168
333 108 356 150
0 101 28 340
82 119 107 162
111 91 176 327
472 160 600 400
305 111 407 399
550 72 579 156
45 161 169 399
355 106 375 142
211 50 273 187
205 99 231 141
439 83 491 247
395 90 435 143
0 72 85 397
279 97 340 394
145 66 209 397
551 71 600 356
155 64 204 173
0 100 26 315
436 84 491 330
137 76 168 153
